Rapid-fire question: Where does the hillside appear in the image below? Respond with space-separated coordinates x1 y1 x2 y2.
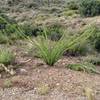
0 0 100 100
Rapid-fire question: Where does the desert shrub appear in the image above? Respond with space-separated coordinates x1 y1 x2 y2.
30 25 96 66
0 16 31 42
21 23 42 36
26 2 38 9
0 24 23 42
48 7 62 14
40 25 64 41
82 55 100 65
0 48 15 65
66 42 94 56
43 0 65 6
67 0 79 10
88 26 100 52
37 83 50 95
62 10 78 17
41 6 62 14
95 38 100 52
93 31 100 52
7 0 21 6
67 62 98 73
65 25 98 56
79 0 100 17
3 79 13 88
0 15 21 42
0 14 15 24
0 32 9 44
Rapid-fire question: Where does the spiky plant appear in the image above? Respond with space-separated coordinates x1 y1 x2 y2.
29 25 96 66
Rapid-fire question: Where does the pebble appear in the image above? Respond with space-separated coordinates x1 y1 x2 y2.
19 69 27 75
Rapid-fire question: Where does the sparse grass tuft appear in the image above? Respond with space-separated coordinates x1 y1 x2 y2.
82 55 100 65
0 48 15 65
67 62 99 74
3 79 13 88
37 84 50 95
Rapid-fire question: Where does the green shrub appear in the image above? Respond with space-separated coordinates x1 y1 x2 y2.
67 62 98 73
62 10 78 17
67 0 79 10
40 25 64 41
66 43 93 56
82 55 100 65
0 32 9 44
26 2 38 9
21 23 42 36
88 26 100 52
0 14 15 24
3 79 13 88
37 84 50 95
79 0 100 17
0 16 29 42
0 48 15 65
30 25 96 66
65 25 98 56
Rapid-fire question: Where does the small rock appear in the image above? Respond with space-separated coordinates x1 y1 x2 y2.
0 74 1 78
19 68 27 75
56 83 60 86
10 69 16 75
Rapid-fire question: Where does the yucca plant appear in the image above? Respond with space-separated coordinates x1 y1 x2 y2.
29 25 96 66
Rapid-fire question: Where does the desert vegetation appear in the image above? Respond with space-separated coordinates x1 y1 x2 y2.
0 0 100 100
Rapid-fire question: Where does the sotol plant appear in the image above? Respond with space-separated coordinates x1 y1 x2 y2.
29 25 96 66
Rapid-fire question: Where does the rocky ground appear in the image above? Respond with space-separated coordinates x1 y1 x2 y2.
0 42 99 100
0 1 100 99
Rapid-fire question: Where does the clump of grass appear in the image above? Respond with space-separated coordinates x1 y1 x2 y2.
0 48 15 65
84 87 95 100
0 16 28 44
0 32 9 44
37 84 50 95
3 79 13 88
67 62 99 74
62 10 78 17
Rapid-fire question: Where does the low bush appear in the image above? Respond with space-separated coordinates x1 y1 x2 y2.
67 0 79 10
65 25 98 56
62 10 78 17
0 48 15 65
21 23 42 36
0 32 9 44
67 62 98 73
88 26 100 52
66 43 93 56
79 0 100 17
0 16 34 43
26 2 39 9
0 15 22 43
82 55 100 65
40 25 64 41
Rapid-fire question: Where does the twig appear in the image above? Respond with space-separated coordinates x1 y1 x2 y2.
0 64 15 75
